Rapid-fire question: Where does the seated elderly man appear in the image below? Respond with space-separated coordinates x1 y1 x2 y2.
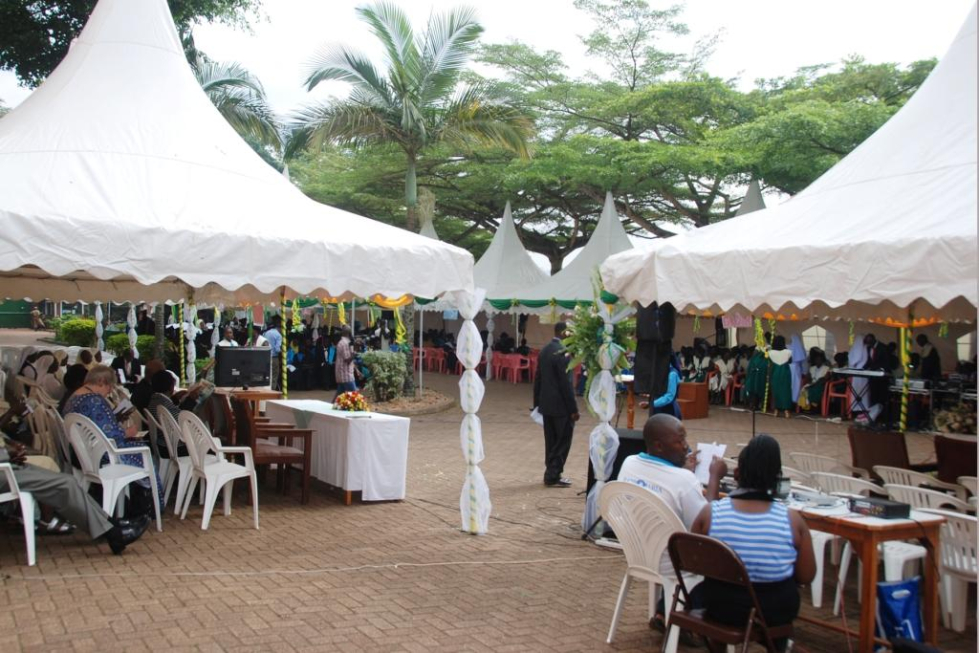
0 440 150 554
616 413 727 634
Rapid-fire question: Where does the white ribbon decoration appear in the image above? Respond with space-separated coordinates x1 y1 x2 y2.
94 302 104 352
449 287 490 534
185 303 198 385
581 301 635 535
209 309 221 360
126 305 138 359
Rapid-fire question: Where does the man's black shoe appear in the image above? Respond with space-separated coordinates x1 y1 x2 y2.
104 516 150 555
544 478 572 487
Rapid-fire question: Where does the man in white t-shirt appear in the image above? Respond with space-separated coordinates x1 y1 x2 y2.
617 414 726 565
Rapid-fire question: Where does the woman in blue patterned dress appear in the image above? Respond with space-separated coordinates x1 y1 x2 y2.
63 365 163 511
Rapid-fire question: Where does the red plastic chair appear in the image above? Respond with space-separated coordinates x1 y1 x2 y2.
822 377 850 418
504 356 531 384
725 372 744 406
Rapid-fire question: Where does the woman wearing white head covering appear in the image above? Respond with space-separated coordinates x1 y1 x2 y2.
789 335 807 403
16 346 37 379
33 354 65 400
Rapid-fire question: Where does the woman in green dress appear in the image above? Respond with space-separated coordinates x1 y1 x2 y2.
743 334 771 409
798 348 830 412
769 335 794 417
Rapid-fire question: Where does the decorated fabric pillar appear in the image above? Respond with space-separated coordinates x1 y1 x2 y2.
176 304 185 386
94 302 105 352
450 288 490 534
280 289 288 398
185 302 198 385
126 304 138 358
484 315 495 381
210 309 220 359
582 302 635 535
899 310 915 433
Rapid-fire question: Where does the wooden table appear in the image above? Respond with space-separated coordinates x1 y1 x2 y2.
797 506 944 652
224 389 282 417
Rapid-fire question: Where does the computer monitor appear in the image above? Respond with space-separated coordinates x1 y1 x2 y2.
214 347 271 388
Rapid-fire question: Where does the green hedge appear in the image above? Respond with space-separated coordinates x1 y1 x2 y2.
105 333 156 361
58 318 97 347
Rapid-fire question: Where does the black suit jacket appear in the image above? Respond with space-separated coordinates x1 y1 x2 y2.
533 338 578 416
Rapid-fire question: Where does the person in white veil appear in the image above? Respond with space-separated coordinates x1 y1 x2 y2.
789 335 807 403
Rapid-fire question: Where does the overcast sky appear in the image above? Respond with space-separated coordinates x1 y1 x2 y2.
0 0 973 113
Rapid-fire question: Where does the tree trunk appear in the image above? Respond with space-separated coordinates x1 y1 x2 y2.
153 303 165 360
405 154 418 232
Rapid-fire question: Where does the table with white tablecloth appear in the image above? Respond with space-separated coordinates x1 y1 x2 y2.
265 399 409 503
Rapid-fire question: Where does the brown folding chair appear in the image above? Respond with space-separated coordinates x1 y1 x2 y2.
665 532 792 653
230 397 312 504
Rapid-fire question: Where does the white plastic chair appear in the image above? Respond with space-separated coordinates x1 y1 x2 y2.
44 408 82 482
140 408 170 497
178 412 258 531
781 465 811 486
810 473 924 615
874 465 966 501
884 484 972 514
598 481 685 652
155 407 205 514
957 475 977 498
65 413 162 532
918 508 977 632
791 452 868 478
0 462 36 566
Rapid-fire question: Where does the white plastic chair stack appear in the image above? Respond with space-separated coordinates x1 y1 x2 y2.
178 412 258 530
45 408 81 481
810 473 924 615
0 462 36 566
874 465 967 501
598 481 686 652
155 407 201 513
141 409 170 497
919 508 977 632
884 484 972 514
65 413 162 532
791 452 868 479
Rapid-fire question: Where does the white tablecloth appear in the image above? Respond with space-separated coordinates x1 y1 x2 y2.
265 399 410 501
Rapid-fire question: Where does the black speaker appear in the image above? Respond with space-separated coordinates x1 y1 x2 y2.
586 428 645 492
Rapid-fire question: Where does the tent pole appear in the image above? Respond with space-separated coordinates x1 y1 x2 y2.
418 306 424 398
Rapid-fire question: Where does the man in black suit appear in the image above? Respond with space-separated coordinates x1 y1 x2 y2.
532 322 579 487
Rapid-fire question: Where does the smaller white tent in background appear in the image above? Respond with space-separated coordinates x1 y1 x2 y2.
474 202 549 298
736 180 766 216
500 192 633 309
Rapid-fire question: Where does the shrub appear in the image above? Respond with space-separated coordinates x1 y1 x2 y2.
58 318 97 347
104 334 156 361
362 350 406 403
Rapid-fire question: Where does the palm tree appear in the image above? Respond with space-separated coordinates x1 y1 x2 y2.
286 2 533 231
193 57 282 152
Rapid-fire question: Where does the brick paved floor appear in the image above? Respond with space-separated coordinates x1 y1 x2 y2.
0 350 974 651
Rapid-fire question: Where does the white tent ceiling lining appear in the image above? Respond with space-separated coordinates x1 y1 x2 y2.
0 0 473 305
601 5 977 323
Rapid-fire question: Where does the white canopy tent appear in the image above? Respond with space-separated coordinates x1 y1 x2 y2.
601 6 977 323
492 191 633 314
0 0 491 534
736 180 766 216
0 0 474 305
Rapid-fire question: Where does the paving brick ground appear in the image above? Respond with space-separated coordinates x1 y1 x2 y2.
0 334 974 651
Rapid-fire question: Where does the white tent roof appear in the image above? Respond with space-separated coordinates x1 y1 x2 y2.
507 192 632 305
473 202 549 297
602 5 977 322
0 0 473 305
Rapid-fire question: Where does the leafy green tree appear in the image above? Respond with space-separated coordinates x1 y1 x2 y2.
0 0 263 87
193 56 281 152
286 1 533 232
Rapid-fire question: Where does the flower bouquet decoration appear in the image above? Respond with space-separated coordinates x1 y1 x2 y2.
334 390 369 412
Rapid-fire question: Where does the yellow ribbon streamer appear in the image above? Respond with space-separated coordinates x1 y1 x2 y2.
393 306 407 345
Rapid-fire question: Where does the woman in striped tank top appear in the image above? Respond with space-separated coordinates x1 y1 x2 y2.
691 435 815 650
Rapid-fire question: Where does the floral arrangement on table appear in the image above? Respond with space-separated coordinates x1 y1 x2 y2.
561 275 636 407
933 403 977 435
334 390 370 412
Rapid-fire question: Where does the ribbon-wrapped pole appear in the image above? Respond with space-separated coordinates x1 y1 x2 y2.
94 302 105 352
185 303 198 385
210 309 220 360
126 304 138 358
484 316 495 381
899 310 914 432
280 289 288 398
582 302 635 535
450 288 490 534
177 304 185 386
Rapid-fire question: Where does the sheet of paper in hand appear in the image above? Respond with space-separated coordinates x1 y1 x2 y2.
694 442 726 485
